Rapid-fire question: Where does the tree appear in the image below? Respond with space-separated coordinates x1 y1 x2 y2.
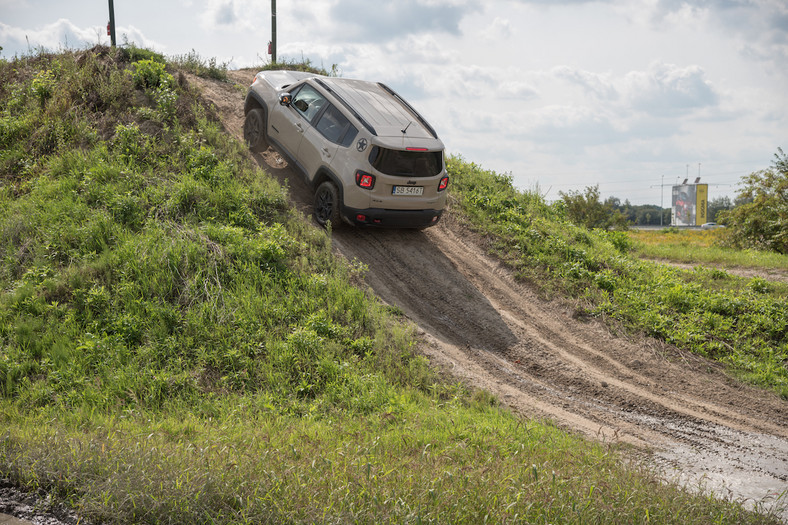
707 196 733 223
559 184 630 230
718 148 788 254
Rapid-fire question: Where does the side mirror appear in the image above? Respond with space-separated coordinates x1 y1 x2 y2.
278 92 292 106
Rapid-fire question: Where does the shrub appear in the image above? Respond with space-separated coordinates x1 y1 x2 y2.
131 58 173 90
719 147 788 254
31 69 56 107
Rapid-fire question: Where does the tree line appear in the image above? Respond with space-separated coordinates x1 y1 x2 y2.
558 148 787 254
556 186 737 229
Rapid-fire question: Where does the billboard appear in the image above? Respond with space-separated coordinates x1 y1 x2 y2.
671 184 708 226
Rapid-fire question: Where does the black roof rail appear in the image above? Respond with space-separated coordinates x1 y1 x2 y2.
314 78 377 137
378 83 438 139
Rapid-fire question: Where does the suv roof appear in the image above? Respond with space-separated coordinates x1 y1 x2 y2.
255 70 437 141
316 77 437 139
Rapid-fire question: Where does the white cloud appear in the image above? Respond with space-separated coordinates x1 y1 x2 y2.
647 0 788 67
328 0 478 41
553 66 618 100
419 64 539 100
214 2 238 25
482 17 512 40
623 62 719 116
200 0 239 30
0 19 105 54
117 26 165 51
0 0 29 7
0 19 165 58
198 0 272 34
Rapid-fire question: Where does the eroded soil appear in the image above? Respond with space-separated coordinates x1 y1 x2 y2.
0 482 78 525
194 71 788 520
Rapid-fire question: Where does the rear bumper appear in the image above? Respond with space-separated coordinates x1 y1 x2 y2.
342 207 443 229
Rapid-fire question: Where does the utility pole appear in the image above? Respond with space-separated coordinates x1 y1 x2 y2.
660 174 664 227
271 0 277 64
107 0 116 47
650 174 669 227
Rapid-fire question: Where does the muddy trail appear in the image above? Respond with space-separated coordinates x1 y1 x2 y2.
196 71 788 520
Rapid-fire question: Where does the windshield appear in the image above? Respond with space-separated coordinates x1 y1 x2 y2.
368 147 443 177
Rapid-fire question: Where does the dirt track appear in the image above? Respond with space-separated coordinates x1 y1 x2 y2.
196 71 788 519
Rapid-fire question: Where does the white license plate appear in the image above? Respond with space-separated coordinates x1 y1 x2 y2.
392 186 423 196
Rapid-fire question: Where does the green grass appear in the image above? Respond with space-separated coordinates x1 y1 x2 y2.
447 157 788 399
627 228 788 270
0 47 782 523
255 56 338 77
3 402 774 524
169 48 229 81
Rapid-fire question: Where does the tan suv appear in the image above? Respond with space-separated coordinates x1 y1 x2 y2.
243 70 448 228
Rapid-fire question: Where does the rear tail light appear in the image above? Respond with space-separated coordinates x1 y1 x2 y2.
438 176 449 191
356 170 375 189
406 147 429 151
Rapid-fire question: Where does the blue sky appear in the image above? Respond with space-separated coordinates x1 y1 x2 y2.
2 0 786 205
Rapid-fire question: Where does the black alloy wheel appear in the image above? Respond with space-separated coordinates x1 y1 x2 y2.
243 108 268 152
314 181 342 228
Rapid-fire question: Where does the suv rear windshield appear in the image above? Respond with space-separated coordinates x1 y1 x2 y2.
368 147 443 177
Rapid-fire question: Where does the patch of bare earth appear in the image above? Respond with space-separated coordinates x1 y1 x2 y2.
195 70 788 521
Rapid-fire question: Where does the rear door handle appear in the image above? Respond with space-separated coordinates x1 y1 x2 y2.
296 123 304 133
322 147 331 159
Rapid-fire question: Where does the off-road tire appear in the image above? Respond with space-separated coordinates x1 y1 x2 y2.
243 108 268 152
314 181 343 229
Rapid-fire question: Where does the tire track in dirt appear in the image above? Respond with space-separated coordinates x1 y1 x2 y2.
436 224 787 436
332 220 788 518
196 71 788 520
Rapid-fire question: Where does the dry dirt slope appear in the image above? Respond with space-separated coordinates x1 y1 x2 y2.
195 70 788 520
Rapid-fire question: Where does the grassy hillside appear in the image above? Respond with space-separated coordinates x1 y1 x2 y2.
447 159 788 398
0 46 780 523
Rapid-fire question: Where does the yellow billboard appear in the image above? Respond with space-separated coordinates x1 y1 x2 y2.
671 183 708 226
696 184 708 225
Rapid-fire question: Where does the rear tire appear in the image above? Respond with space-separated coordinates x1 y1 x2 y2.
314 181 343 229
243 108 268 152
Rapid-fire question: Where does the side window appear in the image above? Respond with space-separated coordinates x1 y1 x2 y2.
291 84 326 123
340 124 358 148
315 104 353 145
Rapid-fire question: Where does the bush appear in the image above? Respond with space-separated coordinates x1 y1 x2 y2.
719 147 788 254
131 58 173 89
31 69 56 107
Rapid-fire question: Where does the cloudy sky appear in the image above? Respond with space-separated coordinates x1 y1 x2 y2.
2 0 786 205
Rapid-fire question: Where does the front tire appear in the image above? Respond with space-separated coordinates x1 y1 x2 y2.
243 108 268 152
314 181 343 229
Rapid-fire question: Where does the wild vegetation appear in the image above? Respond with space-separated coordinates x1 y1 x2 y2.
559 184 630 230
447 157 788 398
627 228 788 270
558 185 740 228
257 56 335 76
718 148 788 254
0 46 783 523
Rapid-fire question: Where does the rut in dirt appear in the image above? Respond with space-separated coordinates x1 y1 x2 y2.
331 220 788 517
